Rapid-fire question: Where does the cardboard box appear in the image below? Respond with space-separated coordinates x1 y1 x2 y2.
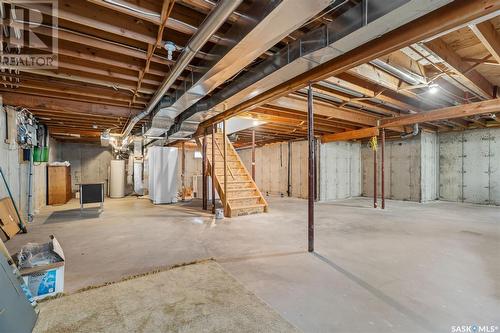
18 236 65 300
0 197 21 239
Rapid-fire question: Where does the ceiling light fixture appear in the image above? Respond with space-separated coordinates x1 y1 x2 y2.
428 83 439 94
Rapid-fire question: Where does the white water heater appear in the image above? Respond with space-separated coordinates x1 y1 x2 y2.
110 159 126 198
148 147 178 204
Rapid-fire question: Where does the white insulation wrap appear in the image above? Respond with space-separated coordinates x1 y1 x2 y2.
148 147 179 204
110 159 126 198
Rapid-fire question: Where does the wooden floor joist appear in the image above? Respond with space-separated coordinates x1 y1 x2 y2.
321 127 379 143
195 0 500 135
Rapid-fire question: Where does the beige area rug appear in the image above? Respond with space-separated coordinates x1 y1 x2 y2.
33 261 300 333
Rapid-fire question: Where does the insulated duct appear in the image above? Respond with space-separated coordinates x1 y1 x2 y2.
147 0 334 140
121 0 243 139
370 58 426 86
168 0 452 139
401 123 420 139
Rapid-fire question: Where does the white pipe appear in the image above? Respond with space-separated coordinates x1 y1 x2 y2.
401 123 420 139
121 0 243 139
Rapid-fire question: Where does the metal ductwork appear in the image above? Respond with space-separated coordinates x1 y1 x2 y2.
147 0 334 141
121 0 243 140
370 58 426 86
168 0 453 139
401 123 420 139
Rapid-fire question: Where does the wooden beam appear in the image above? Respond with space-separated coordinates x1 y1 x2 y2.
256 106 359 130
347 63 450 108
132 0 175 105
268 96 377 126
87 0 223 44
380 99 500 128
7 20 172 67
0 87 145 109
425 38 494 99
195 0 500 134
17 68 155 94
321 127 379 143
311 84 400 116
0 80 148 105
1 92 139 118
462 57 500 66
54 61 161 86
470 21 500 65
28 1 160 46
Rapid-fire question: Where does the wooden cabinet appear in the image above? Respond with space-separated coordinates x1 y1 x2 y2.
47 166 72 205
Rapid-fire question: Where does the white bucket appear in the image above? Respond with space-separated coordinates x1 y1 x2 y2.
215 208 224 219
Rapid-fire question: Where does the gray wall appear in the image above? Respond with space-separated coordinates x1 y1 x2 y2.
179 146 202 192
0 106 28 216
421 132 439 202
362 135 422 202
439 128 500 205
0 106 49 219
238 140 361 201
57 143 113 192
238 141 309 198
320 141 361 201
239 142 293 197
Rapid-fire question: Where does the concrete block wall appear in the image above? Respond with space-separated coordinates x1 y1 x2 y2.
319 141 361 201
439 128 500 205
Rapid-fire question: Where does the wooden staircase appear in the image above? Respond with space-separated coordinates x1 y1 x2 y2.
202 132 268 217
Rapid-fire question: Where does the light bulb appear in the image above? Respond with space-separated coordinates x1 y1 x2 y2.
428 84 439 94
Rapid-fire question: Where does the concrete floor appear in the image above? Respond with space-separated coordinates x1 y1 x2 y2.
7 196 500 333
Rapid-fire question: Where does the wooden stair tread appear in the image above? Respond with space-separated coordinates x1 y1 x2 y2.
228 196 261 200
227 188 256 192
231 203 266 210
205 133 268 217
220 180 253 183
